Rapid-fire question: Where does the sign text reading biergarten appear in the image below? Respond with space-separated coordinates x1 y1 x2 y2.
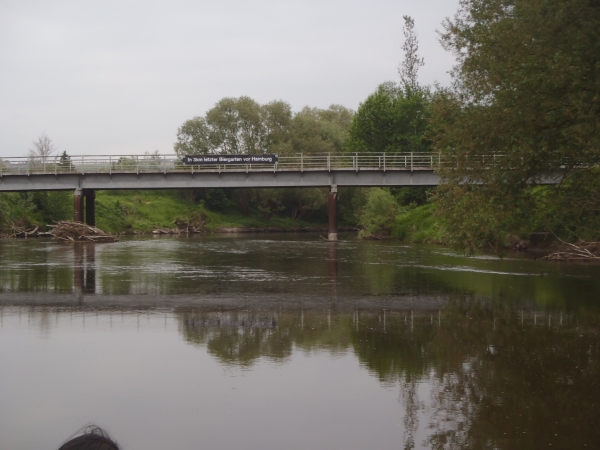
183 154 278 165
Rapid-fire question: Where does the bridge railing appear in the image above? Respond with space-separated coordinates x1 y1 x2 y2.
0 152 441 176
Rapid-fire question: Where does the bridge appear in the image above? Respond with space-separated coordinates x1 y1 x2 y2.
0 152 440 240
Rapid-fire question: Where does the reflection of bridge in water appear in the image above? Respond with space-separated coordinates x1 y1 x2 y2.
0 240 448 311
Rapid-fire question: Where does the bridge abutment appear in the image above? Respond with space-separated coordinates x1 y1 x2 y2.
328 185 337 241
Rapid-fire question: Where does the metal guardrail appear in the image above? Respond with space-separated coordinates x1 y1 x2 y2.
0 153 441 176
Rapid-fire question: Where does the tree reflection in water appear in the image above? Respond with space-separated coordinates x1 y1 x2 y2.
178 298 600 449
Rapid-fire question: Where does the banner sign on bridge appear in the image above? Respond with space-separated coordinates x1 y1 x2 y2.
183 154 278 165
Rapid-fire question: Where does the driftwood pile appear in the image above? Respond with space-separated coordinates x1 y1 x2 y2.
543 241 600 261
48 221 118 242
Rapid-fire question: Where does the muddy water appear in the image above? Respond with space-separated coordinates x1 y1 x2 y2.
0 234 599 449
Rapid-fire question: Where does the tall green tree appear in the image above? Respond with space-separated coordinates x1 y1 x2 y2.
174 97 292 156
399 15 424 93
346 83 430 153
290 105 354 154
346 17 430 153
431 0 600 249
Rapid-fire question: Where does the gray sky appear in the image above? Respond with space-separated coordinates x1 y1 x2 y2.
0 0 459 158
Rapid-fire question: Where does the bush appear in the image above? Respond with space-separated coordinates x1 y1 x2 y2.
391 203 440 243
358 188 398 238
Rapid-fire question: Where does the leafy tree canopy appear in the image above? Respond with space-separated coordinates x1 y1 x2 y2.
346 17 430 154
431 0 600 249
345 83 431 153
174 97 353 156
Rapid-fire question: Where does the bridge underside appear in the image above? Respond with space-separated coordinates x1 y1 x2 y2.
0 169 440 192
0 169 440 241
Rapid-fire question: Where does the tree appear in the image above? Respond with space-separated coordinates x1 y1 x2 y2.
58 151 72 171
399 16 424 93
28 133 56 166
346 83 430 153
347 17 429 154
431 0 600 249
358 188 399 238
174 97 292 156
290 105 354 154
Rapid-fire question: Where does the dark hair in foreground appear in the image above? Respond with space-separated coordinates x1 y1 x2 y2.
58 426 120 450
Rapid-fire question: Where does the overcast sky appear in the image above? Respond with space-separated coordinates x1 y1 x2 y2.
0 0 459 157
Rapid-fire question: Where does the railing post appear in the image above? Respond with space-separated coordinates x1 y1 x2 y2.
301 154 303 172
109 156 112 175
410 152 413 171
327 153 330 172
355 152 358 172
383 153 386 172
164 155 166 175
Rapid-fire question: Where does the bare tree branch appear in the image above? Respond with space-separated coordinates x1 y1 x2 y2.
28 132 56 166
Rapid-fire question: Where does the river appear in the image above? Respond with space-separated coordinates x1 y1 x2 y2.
0 234 599 449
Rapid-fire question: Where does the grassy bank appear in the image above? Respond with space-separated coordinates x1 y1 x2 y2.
95 190 328 233
391 204 442 243
0 190 329 235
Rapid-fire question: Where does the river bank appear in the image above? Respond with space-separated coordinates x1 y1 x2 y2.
1 189 591 257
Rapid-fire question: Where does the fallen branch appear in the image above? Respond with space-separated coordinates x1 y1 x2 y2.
543 241 600 261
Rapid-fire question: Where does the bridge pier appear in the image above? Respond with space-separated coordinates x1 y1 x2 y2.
74 188 96 225
84 189 96 227
74 188 84 223
328 185 337 241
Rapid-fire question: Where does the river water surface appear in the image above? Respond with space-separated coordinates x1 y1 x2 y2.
1 234 599 449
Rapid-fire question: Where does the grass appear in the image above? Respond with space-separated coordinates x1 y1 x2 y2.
391 203 442 243
95 190 326 234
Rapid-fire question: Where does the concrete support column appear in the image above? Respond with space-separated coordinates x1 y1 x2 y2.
328 185 337 241
74 188 84 223
84 189 96 227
